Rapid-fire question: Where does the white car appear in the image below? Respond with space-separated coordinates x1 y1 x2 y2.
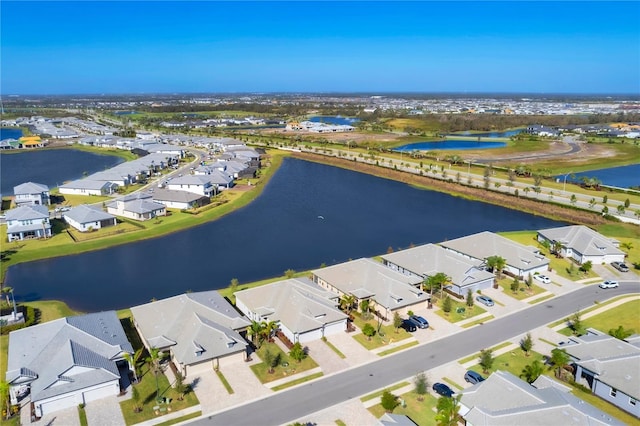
599 280 619 289
534 274 551 284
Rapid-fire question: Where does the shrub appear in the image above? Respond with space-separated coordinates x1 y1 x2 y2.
381 390 399 412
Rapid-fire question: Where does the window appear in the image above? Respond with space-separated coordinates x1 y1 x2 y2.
610 388 617 397
630 398 637 406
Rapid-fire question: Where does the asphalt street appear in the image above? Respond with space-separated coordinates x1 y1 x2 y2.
193 281 640 426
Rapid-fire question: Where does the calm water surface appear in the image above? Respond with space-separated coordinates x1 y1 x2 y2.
395 140 507 152
0 149 124 194
449 129 523 138
6 158 564 312
0 128 23 140
561 164 640 189
309 116 360 125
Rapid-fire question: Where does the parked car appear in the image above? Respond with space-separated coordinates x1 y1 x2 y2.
464 370 485 384
611 262 629 272
476 295 494 307
599 280 619 289
534 274 551 284
410 315 429 329
432 382 454 397
401 319 417 332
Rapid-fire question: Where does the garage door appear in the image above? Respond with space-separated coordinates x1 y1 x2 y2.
298 328 323 343
38 393 78 416
83 382 117 403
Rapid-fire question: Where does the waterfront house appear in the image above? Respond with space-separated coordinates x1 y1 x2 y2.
13 181 50 206
131 291 250 378
381 244 495 297
560 328 640 417
5 204 52 242
440 231 549 279
536 225 626 265
63 205 117 232
59 179 119 196
152 188 210 210
166 174 220 197
6 311 133 418
312 258 428 320
106 192 166 221
235 278 348 344
459 370 623 425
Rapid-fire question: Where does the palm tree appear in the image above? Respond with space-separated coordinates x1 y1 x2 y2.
549 348 570 379
425 272 450 298
247 321 265 348
260 320 279 343
435 394 461 426
145 347 162 400
520 360 544 384
123 348 144 383
340 294 356 315
486 256 506 279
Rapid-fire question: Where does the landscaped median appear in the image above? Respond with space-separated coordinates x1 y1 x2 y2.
350 312 413 350
250 341 319 385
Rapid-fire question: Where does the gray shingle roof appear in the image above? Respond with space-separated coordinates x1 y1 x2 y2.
537 225 624 257
312 258 427 310
152 189 206 203
64 205 115 224
14 182 49 195
5 204 50 220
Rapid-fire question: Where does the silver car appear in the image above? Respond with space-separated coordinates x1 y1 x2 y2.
599 280 619 289
476 295 494 307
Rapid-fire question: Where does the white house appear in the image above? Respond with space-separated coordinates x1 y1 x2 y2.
165 175 217 197
59 179 118 196
5 204 52 242
106 192 166 221
13 182 50 206
235 278 348 344
6 311 133 418
537 225 626 265
63 205 117 232
151 189 210 210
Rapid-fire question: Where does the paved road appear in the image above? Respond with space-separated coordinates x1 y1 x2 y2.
193 281 640 426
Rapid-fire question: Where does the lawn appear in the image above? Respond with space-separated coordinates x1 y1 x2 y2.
496 277 546 300
350 313 413 350
433 297 487 323
467 350 545 379
367 390 439 426
250 341 319 384
557 299 640 336
119 364 199 426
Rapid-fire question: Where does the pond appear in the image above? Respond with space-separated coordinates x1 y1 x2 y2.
0 149 125 195
394 140 507 152
5 158 564 312
0 128 23 140
560 164 640 189
309 116 360 126
448 129 523 138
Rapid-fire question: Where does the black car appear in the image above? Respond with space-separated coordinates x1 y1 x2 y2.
432 382 454 397
401 319 417 332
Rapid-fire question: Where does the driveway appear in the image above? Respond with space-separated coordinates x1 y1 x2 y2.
85 396 126 426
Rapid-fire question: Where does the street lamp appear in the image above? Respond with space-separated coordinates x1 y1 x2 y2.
563 171 573 192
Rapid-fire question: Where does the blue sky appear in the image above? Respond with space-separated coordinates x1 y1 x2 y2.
1 1 639 95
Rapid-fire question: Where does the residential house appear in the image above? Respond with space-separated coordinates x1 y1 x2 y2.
6 311 133 418
312 258 428 320
381 244 495 297
59 179 119 196
166 175 218 197
152 188 210 210
13 182 50 206
459 370 623 425
5 204 52 242
440 231 549 279
106 192 166 221
537 225 626 265
131 291 250 377
235 278 348 344
561 328 640 417
64 205 117 232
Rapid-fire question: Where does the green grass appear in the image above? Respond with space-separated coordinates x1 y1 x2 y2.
497 277 546 300
271 372 324 391
119 366 199 426
567 382 640 425
377 341 419 356
22 299 82 323
538 338 557 347
216 369 234 394
528 294 555 305
323 338 346 359
458 341 512 365
78 405 88 426
335 420 347 426
250 342 319 384
154 411 202 426
360 381 410 402
367 390 438 426
442 377 463 391
557 299 640 336
353 323 413 350
467 350 545 379
433 297 487 323
461 315 495 328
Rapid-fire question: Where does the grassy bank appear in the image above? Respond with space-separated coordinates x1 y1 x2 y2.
0 150 288 283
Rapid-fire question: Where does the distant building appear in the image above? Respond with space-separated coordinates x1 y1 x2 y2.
13 182 50 206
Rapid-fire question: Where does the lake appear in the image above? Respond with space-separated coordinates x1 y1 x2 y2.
0 149 125 195
394 140 507 152
5 158 564 312
0 128 23 140
561 164 640 189
309 116 360 126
